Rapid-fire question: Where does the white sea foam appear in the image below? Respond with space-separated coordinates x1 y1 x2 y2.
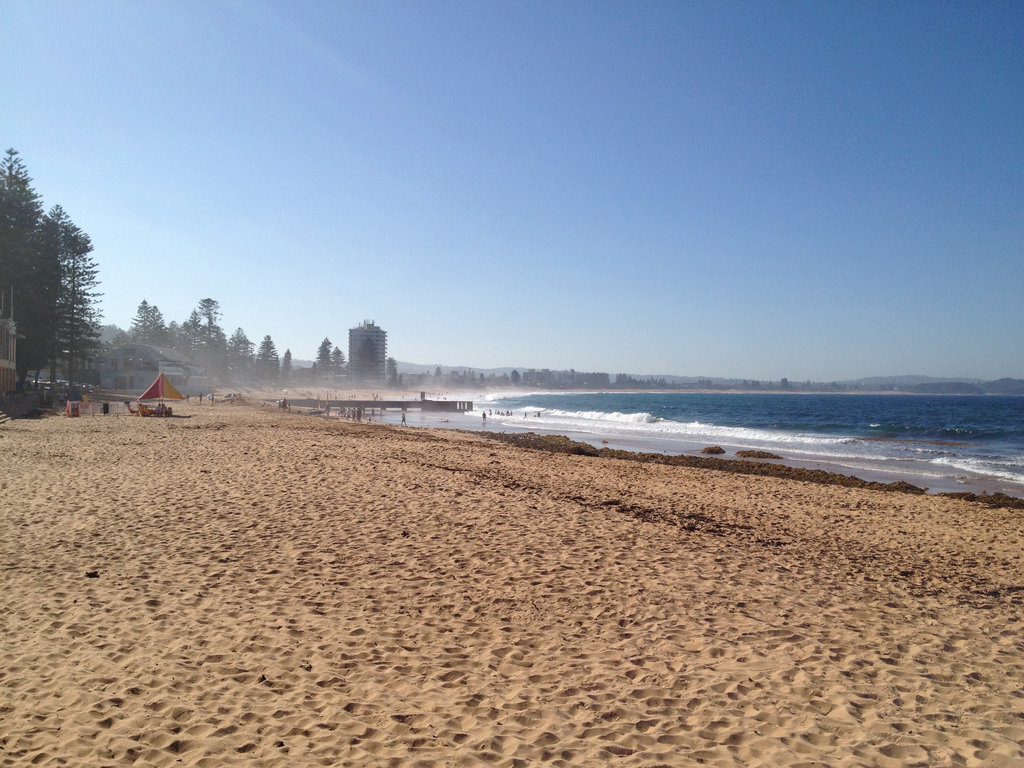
479 390 552 403
502 408 851 449
540 408 660 425
930 455 1024 484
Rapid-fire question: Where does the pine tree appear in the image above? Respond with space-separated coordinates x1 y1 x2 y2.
180 311 202 357
129 299 168 345
165 320 181 349
0 149 43 304
0 149 51 382
256 335 279 383
48 205 101 386
281 349 292 383
226 327 254 380
331 345 345 374
316 337 332 371
194 298 227 380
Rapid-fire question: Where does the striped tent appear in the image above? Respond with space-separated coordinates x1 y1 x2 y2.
137 372 185 401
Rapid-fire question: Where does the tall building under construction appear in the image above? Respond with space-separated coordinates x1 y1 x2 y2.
348 320 387 383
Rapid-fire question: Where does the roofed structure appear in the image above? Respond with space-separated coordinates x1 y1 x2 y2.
99 344 208 395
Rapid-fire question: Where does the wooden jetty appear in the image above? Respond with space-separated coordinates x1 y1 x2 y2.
278 394 473 413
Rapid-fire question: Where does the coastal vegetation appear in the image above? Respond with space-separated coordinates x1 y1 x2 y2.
1 149 102 387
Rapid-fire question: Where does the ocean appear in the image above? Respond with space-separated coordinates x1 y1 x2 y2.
413 392 1024 498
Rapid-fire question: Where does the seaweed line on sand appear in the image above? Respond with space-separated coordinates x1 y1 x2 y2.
484 431 1024 510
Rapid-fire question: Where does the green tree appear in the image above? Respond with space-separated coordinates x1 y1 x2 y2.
47 204 101 386
165 320 181 349
386 356 398 386
331 345 345 374
225 327 254 380
194 298 226 380
99 323 130 350
0 149 43 305
256 335 279 383
22 201 60 385
0 149 53 383
129 299 168 345
179 310 202 357
281 349 292 383
196 299 224 346
316 337 332 371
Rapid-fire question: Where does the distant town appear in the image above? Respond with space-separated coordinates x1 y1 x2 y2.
5 302 1023 399
385 366 1024 396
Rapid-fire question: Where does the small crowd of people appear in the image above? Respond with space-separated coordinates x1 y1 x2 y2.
136 402 172 417
336 406 372 421
481 410 541 418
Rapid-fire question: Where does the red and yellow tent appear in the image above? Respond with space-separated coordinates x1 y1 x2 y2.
138 372 185 401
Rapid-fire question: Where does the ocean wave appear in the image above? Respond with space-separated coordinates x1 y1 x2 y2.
538 408 660 425
499 409 853 448
659 421 853 447
930 455 1024 484
480 390 555 402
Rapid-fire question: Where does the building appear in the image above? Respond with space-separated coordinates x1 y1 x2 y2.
0 315 16 395
348 320 387 383
99 344 209 395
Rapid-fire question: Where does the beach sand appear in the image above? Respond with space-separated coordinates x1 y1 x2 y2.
2 401 1023 767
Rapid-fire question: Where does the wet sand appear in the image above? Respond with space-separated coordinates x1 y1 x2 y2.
2 401 1023 767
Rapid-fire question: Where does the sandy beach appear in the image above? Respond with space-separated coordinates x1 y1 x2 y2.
2 401 1023 767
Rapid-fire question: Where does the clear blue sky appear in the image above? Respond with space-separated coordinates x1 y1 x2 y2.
3 1 1022 381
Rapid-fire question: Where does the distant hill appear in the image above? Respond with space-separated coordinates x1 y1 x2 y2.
846 376 1024 395
847 375 985 388
976 378 1024 395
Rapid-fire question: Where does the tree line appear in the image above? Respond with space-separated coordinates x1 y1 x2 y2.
107 297 296 385
1 149 102 387
112 297 376 386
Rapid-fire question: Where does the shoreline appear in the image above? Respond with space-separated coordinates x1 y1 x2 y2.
324 399 1024 501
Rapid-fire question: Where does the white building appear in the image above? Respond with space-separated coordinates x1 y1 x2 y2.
348 320 387 383
99 344 209 395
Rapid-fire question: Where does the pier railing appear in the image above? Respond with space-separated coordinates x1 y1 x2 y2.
280 398 473 412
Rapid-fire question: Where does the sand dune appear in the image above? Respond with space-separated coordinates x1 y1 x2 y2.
2 402 1022 766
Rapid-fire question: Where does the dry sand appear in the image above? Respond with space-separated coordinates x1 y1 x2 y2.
2 401 1023 767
